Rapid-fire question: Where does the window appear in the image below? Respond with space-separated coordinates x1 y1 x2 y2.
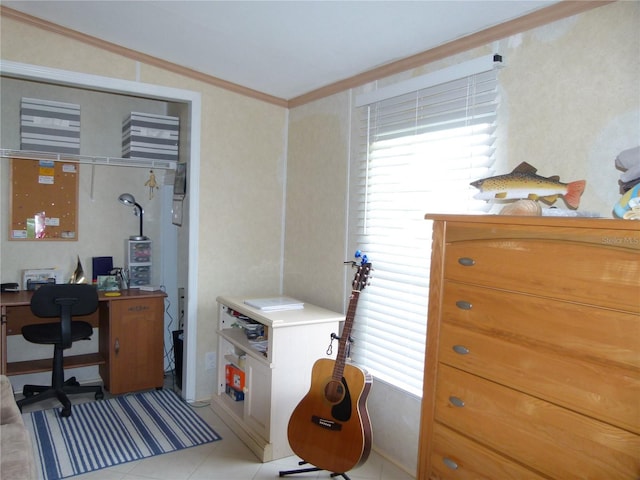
348 56 501 397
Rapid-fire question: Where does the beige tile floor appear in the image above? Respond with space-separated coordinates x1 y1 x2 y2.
17 374 415 480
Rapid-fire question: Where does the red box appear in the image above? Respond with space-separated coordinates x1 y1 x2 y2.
225 364 245 391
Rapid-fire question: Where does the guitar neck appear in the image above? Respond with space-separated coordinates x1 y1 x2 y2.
333 290 360 381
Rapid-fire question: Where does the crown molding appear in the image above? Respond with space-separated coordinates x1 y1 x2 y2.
0 5 288 108
1 1 614 109
287 0 614 107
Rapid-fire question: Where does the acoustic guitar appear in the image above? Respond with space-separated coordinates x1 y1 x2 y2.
287 253 373 474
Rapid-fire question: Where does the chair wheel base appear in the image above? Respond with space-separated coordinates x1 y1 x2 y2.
19 382 104 415
65 377 80 388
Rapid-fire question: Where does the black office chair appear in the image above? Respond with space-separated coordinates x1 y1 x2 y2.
17 284 104 417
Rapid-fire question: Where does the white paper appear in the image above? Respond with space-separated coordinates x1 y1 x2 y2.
244 297 304 311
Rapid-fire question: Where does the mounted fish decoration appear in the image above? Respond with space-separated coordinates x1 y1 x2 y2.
471 162 586 209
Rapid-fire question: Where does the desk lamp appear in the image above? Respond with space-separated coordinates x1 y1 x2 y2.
118 193 148 240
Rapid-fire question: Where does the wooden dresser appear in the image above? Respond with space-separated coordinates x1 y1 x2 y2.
417 215 639 479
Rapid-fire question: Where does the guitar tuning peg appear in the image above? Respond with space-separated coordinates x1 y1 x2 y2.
354 250 369 265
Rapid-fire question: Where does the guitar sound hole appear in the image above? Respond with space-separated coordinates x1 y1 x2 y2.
324 380 345 403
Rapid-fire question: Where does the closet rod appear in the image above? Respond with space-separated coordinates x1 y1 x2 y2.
0 148 177 170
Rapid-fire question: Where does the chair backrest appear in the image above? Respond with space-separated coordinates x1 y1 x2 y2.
31 284 99 318
30 284 99 349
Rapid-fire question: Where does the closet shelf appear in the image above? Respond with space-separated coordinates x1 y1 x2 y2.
0 148 177 170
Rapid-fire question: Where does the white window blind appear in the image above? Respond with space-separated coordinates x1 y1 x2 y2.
348 59 501 397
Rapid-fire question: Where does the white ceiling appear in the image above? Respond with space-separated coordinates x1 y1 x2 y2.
5 1 559 100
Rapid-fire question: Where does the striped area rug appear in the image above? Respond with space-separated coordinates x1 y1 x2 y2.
22 389 221 480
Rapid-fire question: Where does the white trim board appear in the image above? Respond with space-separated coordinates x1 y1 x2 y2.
355 54 503 107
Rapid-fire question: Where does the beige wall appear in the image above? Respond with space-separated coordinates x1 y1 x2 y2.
284 91 352 313
0 15 288 404
499 2 639 213
285 1 639 473
2 1 638 476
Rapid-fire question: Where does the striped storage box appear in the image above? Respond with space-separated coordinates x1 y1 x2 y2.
20 97 81 154
122 112 179 161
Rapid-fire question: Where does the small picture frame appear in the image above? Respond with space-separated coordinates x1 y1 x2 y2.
173 162 187 197
97 275 119 292
172 198 184 226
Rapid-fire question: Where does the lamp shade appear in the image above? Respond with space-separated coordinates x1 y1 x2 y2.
118 193 147 240
118 193 136 207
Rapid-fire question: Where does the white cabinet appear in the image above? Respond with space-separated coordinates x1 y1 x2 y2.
244 356 271 440
213 296 343 462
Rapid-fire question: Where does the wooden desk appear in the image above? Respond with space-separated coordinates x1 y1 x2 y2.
1 289 166 395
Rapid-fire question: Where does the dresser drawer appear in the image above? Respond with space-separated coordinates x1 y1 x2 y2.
443 239 639 312
430 423 546 480
442 281 640 370
439 322 640 433
435 365 640 479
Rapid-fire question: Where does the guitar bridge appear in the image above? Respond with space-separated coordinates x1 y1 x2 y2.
311 415 342 431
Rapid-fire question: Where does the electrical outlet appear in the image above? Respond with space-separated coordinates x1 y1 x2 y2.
205 352 216 370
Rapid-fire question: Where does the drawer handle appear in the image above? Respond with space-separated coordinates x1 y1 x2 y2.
449 396 465 408
458 257 475 266
453 345 469 355
456 300 472 310
442 457 459 470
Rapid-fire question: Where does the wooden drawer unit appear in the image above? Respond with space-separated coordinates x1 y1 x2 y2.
418 215 640 480
430 423 547 480
441 282 640 370
439 323 639 433
442 223 639 312
435 365 639 479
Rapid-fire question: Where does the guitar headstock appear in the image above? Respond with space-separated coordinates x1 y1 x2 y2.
351 250 372 292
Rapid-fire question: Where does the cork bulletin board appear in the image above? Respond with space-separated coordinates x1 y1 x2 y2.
10 158 79 241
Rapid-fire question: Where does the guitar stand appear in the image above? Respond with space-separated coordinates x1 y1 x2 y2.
279 461 351 479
